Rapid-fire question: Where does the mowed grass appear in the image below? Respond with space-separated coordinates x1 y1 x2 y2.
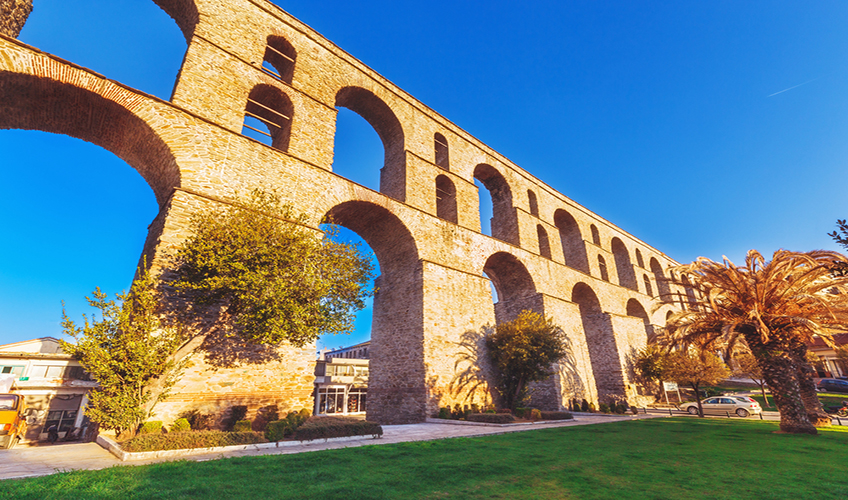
3 418 848 500
749 393 846 412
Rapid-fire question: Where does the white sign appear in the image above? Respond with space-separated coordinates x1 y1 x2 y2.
663 381 678 391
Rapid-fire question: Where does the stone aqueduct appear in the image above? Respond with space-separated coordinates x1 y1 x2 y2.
0 0 689 424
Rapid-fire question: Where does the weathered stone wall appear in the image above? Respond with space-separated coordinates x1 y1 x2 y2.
0 0 689 425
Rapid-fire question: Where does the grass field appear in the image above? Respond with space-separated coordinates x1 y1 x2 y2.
2 418 848 499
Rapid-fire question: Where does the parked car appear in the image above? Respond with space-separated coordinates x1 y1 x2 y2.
679 397 762 417
817 378 848 394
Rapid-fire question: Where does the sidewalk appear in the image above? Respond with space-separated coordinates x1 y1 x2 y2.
0 413 661 481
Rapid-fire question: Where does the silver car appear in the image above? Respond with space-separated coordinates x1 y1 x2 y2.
680 396 762 417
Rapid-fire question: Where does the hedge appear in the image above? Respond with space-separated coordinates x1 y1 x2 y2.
294 417 382 441
539 411 573 420
466 413 515 424
121 431 267 453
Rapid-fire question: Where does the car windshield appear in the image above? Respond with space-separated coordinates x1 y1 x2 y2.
0 394 18 411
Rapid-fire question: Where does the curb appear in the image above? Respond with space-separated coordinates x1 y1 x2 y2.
96 433 381 462
424 418 575 427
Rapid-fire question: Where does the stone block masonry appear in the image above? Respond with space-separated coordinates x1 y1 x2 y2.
0 0 688 424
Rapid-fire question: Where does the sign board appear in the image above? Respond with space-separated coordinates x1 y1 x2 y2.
663 381 678 391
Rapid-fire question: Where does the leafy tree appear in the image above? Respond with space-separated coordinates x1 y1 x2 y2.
732 351 770 407
485 310 568 411
663 350 730 418
634 345 669 384
60 268 184 437
662 249 848 433
169 189 375 348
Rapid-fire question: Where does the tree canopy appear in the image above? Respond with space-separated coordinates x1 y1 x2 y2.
60 268 184 436
169 190 375 347
663 350 730 417
662 249 848 433
485 310 568 410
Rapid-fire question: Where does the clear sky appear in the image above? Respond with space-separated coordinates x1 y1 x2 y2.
1 0 847 351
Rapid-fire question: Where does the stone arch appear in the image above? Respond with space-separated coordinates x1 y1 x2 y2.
243 84 294 152
0 72 179 205
335 87 406 201
572 283 625 403
474 163 518 245
435 174 457 223
626 298 655 343
527 189 539 216
261 35 297 84
650 257 672 303
483 252 539 323
434 132 449 170
537 225 551 259
153 0 200 42
323 201 423 424
554 209 589 273
611 237 637 291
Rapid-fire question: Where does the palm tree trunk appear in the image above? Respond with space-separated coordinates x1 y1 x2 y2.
790 346 831 427
754 350 817 434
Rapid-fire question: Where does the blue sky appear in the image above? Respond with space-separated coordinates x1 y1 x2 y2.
1 1 847 350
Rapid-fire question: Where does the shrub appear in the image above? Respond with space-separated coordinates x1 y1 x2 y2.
178 410 213 431
451 404 467 420
485 409 497 414
467 413 515 424
438 407 451 419
614 403 628 415
252 405 280 432
599 403 610 413
224 406 248 431
138 421 163 435
294 417 382 441
233 419 252 433
514 407 530 419
572 399 580 411
588 403 596 413
122 430 267 453
496 408 512 414
265 420 291 442
630 405 639 415
471 403 480 414
539 411 573 420
581 400 590 412
170 418 190 432
530 409 542 420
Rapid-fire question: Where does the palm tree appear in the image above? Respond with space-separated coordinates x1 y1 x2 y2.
660 250 848 434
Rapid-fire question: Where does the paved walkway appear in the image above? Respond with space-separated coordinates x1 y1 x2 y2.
0 414 660 481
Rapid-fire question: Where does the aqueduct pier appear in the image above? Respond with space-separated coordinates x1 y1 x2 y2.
0 0 690 424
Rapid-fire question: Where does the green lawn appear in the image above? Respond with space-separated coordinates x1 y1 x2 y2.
3 418 848 499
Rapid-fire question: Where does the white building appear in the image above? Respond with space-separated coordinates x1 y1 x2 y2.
314 347 369 416
0 337 95 442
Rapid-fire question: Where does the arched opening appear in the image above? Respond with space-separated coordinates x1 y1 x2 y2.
527 189 539 217
635 249 644 268
261 35 297 84
435 175 457 223
572 283 625 403
473 164 518 245
334 87 406 201
241 84 293 152
682 276 699 311
537 225 551 259
650 257 672 303
598 255 610 282
331 108 383 192
626 298 655 344
611 238 638 291
20 1 189 100
323 201 423 425
590 224 601 246
483 252 539 324
434 132 449 170
554 209 589 273
643 274 653 297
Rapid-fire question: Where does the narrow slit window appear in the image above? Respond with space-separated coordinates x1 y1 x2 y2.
598 255 609 281
643 274 653 297
434 132 449 170
527 190 539 217
591 224 601 246
435 174 457 223
537 224 551 259
635 249 644 268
